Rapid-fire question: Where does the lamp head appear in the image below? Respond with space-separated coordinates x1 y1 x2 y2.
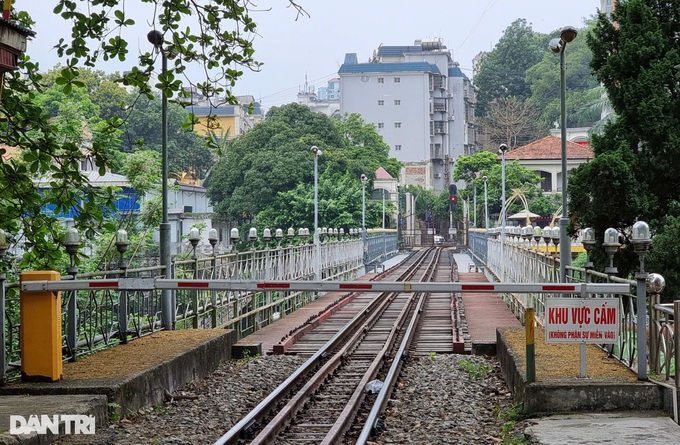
498 143 508 153
482 175 488 182
549 38 562 54
310 145 322 156
147 30 164 47
560 26 578 43
360 174 367 183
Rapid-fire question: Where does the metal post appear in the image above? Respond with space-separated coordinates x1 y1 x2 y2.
473 186 477 228
211 254 218 328
558 45 571 283
649 292 660 374
674 302 680 409
313 147 320 281
483 176 488 232
526 307 535 383
382 191 386 260
636 271 648 380
0 270 5 384
500 145 507 282
158 44 173 330
67 263 77 361
117 241 128 345
361 174 367 263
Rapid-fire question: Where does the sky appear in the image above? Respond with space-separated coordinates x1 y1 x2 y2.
20 1 600 110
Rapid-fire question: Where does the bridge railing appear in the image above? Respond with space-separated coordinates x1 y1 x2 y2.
1 236 373 382
468 229 672 381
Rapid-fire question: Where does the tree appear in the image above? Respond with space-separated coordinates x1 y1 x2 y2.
525 21 600 131
478 96 541 148
474 19 546 117
207 104 401 230
570 0 680 298
1 2 306 270
120 94 213 179
453 151 544 223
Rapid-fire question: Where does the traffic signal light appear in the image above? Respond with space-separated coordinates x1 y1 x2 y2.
448 184 458 212
449 195 458 212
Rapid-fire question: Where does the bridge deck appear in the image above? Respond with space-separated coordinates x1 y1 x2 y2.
234 273 379 355
457 271 522 355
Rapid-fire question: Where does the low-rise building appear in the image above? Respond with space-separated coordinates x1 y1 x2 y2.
503 135 594 193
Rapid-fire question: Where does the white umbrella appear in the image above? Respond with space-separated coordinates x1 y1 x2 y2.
508 210 540 220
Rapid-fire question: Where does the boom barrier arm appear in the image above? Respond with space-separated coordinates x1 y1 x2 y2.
21 278 631 295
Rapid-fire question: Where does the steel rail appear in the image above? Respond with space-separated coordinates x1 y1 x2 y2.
213 249 434 445
354 249 440 444
319 249 441 444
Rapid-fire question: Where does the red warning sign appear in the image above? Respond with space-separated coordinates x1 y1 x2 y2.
545 298 619 344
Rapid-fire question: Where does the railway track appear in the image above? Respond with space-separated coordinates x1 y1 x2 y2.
214 247 462 445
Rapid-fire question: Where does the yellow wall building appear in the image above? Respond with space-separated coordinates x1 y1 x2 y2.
186 96 264 139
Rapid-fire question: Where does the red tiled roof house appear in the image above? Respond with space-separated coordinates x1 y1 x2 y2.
503 136 594 193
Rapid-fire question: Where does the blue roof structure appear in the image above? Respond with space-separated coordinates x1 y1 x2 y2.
448 66 469 80
338 62 441 75
186 102 263 117
344 53 358 65
187 106 236 116
377 45 422 58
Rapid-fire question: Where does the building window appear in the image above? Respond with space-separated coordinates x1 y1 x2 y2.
394 100 401 106
394 77 400 83
394 122 401 128
378 100 384 106
378 77 384 83
378 123 384 129
395 145 402 151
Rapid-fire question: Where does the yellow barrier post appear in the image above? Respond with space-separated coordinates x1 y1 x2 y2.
526 307 536 383
20 270 63 382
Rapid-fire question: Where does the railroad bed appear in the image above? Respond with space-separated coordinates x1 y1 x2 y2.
219 247 519 444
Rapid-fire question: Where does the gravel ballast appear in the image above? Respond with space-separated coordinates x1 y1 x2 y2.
53 353 531 445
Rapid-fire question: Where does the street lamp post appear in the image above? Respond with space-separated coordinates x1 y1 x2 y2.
311 146 322 280
148 29 175 329
473 184 477 228
499 143 508 281
550 26 577 283
483 176 489 232
361 174 367 261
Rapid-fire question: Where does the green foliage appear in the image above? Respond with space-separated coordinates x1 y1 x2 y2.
647 215 680 302
207 104 401 230
3 2 303 271
526 20 600 130
120 94 213 179
570 0 680 298
458 358 493 380
495 402 529 445
453 152 545 223
401 185 449 223
107 402 122 423
474 19 546 117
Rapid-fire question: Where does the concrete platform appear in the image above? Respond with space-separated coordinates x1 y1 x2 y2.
0 395 107 445
497 327 666 414
527 411 680 444
0 330 234 444
457 270 522 355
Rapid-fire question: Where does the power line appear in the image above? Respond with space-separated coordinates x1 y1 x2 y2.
456 0 501 55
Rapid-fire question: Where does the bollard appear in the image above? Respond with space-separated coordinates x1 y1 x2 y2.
526 308 535 383
20 270 63 382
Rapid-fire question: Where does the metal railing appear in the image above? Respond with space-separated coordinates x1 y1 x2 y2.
2 232 406 382
468 229 674 383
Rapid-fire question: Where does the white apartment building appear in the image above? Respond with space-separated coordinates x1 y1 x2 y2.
600 0 615 14
338 39 477 191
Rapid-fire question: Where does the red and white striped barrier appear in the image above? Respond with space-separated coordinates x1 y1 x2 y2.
21 278 631 295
